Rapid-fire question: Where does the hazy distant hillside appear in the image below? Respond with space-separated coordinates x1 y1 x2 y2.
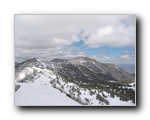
117 64 135 74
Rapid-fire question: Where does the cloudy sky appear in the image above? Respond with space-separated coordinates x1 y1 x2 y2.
15 15 136 64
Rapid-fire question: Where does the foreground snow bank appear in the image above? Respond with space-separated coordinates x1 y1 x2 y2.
15 83 80 106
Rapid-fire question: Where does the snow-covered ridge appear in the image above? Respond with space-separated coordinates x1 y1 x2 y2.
15 73 135 106
15 57 135 106
15 66 56 83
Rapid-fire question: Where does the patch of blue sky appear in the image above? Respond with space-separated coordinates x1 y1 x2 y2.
85 46 135 57
71 39 135 58
72 40 84 47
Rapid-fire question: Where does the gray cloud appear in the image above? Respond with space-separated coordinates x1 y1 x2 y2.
15 46 85 62
15 15 136 62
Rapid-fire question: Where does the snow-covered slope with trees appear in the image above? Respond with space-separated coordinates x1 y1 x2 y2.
15 57 135 106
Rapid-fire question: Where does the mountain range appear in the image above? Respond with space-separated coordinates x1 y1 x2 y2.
15 57 135 106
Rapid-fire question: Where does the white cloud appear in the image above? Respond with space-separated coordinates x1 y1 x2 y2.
120 55 130 59
97 26 113 37
97 55 135 64
123 50 129 54
15 46 85 62
15 15 136 61
85 25 135 48
118 55 135 64
99 56 112 61
15 15 135 49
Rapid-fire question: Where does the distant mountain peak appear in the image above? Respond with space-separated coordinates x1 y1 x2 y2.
15 58 46 74
71 56 97 61
67 56 98 65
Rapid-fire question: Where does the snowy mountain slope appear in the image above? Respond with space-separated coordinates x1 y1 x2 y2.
15 74 135 106
48 76 135 105
15 83 80 106
46 56 134 81
15 58 46 75
15 65 55 83
15 57 135 106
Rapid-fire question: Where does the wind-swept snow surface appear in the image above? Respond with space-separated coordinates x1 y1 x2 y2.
15 83 80 106
15 75 80 106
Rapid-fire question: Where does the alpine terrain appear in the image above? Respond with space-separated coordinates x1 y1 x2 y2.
15 57 135 106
